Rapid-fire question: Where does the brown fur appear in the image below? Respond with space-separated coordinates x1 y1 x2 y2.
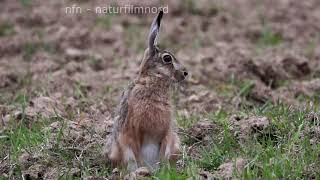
104 11 187 171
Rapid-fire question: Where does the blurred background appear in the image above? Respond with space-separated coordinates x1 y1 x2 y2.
1 0 320 111
1 0 320 179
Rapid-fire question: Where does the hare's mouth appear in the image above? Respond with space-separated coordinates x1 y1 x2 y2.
173 70 188 83
172 76 186 83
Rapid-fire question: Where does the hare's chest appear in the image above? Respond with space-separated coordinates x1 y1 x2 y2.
129 99 172 137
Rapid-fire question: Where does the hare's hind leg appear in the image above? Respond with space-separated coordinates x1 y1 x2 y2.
160 132 181 162
107 137 123 167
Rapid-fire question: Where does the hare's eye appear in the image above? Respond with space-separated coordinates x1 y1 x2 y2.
162 54 172 64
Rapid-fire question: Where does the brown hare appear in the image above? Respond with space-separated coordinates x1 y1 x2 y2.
105 10 188 171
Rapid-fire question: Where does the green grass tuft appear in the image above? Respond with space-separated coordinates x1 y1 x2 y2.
0 23 15 37
257 27 283 46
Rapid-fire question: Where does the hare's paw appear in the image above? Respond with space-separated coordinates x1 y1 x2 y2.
160 132 181 162
125 148 138 171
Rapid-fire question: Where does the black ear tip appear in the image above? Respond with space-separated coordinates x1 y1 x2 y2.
157 10 163 26
159 9 164 16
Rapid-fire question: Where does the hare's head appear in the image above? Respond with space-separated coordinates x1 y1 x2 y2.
138 10 188 83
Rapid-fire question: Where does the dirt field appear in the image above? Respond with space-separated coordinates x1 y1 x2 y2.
1 0 320 179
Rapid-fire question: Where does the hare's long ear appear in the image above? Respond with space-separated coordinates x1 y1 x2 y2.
148 10 163 56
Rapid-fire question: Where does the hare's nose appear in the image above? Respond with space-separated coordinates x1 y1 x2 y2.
183 71 188 77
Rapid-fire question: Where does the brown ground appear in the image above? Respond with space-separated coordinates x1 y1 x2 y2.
1 0 320 179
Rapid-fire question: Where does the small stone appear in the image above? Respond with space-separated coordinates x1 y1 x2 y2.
65 48 88 60
112 168 119 174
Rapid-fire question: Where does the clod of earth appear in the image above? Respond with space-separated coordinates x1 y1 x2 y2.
25 96 64 118
187 119 218 140
124 167 151 180
216 158 247 179
232 116 270 140
198 169 214 180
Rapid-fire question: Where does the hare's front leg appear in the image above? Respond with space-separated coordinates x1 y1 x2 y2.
160 132 181 162
118 133 142 171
